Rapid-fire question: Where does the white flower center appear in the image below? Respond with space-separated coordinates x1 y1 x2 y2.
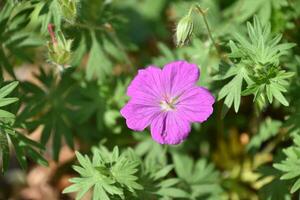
160 101 175 111
160 96 179 111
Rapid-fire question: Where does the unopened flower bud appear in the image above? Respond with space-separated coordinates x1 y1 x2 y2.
58 0 78 23
47 24 73 67
176 14 194 46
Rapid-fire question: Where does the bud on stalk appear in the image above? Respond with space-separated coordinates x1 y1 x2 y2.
176 14 194 47
47 24 73 68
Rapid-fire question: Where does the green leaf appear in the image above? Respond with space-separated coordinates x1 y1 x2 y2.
0 97 18 107
247 117 282 151
153 165 173 180
86 32 112 82
218 64 250 113
156 188 189 198
158 178 179 188
269 83 289 106
291 178 300 193
0 81 18 98
71 35 87 66
0 109 15 118
274 135 300 193
172 153 194 180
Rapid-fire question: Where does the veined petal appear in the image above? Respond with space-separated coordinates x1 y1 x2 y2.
177 86 215 123
162 61 200 97
127 66 164 99
120 101 160 131
150 112 191 145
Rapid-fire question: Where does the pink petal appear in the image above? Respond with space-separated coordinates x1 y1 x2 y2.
162 61 200 97
150 112 191 145
177 86 215 123
120 101 160 131
127 66 164 99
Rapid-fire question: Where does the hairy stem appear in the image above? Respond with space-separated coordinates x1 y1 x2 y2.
48 24 57 45
192 5 220 55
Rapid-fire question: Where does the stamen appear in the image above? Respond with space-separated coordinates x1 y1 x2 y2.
160 96 178 111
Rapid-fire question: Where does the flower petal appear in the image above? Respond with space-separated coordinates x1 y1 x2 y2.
177 86 215 123
150 112 191 145
127 66 164 100
120 101 160 131
162 60 200 97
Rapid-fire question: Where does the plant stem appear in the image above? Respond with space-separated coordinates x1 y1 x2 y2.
48 24 57 45
193 5 220 55
163 144 168 155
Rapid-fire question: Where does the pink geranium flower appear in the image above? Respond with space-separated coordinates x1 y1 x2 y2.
121 61 215 145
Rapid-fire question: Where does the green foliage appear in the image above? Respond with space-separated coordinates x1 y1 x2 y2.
0 2 44 78
63 144 189 200
274 135 300 193
64 142 202 199
231 17 293 66
247 117 282 151
137 160 188 200
216 63 251 113
63 146 142 200
27 0 62 32
224 0 288 24
258 165 291 200
0 81 47 172
20 69 76 160
172 153 223 200
85 32 113 83
217 16 295 113
58 0 78 23
134 137 188 200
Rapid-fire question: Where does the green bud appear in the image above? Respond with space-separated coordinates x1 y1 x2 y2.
176 14 194 46
47 26 73 67
58 0 78 23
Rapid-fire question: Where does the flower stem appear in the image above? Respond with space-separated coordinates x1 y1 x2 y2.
48 24 57 45
193 5 220 55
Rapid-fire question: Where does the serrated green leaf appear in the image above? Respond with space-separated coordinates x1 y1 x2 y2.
218 65 249 113
274 134 300 193
269 83 289 106
86 32 112 82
